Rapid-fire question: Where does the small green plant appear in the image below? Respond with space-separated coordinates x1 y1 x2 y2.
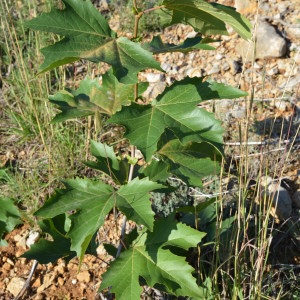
23 0 251 298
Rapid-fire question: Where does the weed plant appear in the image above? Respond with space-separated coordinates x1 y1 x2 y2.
0 0 299 299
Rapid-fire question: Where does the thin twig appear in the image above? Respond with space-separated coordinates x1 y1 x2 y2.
133 4 165 38
225 137 300 146
231 146 299 159
188 186 240 199
199 96 297 105
115 1 142 258
14 259 38 300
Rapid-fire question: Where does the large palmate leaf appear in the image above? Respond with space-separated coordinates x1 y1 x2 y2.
0 197 22 246
49 70 148 123
163 0 251 39
22 215 76 264
25 0 161 83
108 77 247 161
100 214 207 298
35 178 162 259
143 35 216 54
35 179 115 260
158 139 222 187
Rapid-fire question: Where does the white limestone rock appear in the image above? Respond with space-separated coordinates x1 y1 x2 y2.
26 231 40 248
237 21 287 61
7 277 26 297
146 73 165 83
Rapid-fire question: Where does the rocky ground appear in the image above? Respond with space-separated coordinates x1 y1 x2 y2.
1 0 300 298
0 215 129 299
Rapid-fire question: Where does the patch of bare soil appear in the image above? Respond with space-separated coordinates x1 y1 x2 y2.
0 213 137 299
0 224 105 299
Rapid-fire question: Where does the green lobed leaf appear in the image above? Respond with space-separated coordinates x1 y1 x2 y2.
90 140 119 170
0 196 22 246
25 0 162 83
35 177 162 258
140 160 170 183
108 77 247 161
158 139 222 187
84 140 129 185
49 89 94 123
116 178 164 231
142 35 216 54
163 0 251 39
25 0 114 37
22 215 76 264
35 178 115 259
49 69 148 123
109 102 165 162
100 213 207 298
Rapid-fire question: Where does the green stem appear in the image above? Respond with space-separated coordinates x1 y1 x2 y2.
117 2 166 259
133 5 166 39
117 1 139 258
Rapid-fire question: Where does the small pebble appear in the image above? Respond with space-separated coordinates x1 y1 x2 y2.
216 53 223 60
57 277 65 286
34 293 46 300
3 263 12 271
7 277 26 297
26 231 40 247
77 270 91 283
207 65 220 75
6 258 14 266
146 73 165 83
